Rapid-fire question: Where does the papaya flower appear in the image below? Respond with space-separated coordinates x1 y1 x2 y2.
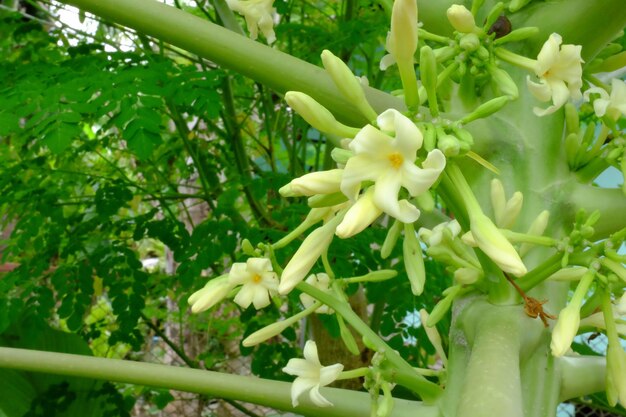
340 109 446 224
526 33 583 116
226 0 276 44
188 275 233 313
550 305 580 357
283 340 344 407
228 258 279 309
299 273 334 314
584 78 626 121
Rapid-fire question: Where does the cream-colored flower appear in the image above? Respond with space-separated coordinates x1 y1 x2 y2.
188 275 233 313
299 273 334 314
280 169 343 197
282 340 344 407
550 305 580 357
526 33 583 116
584 78 626 120
340 109 446 224
418 219 461 247
228 258 278 309
226 0 276 44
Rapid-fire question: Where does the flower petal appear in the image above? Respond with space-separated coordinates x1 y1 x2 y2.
308 384 334 407
303 340 322 365
402 149 446 196
341 154 388 200
290 377 316 407
247 257 272 273
233 285 255 309
318 363 344 386
228 263 250 285
336 188 383 238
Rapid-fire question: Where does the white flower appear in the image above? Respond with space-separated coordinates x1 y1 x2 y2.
606 343 626 407
226 0 276 44
340 109 446 224
188 275 233 313
584 78 626 120
281 169 343 197
282 340 344 407
550 305 580 357
526 33 583 116
299 273 334 314
228 258 278 309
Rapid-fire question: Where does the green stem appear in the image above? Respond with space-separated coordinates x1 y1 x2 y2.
296 282 443 402
559 356 606 401
518 252 563 292
500 230 556 246
337 367 370 380
0 347 435 417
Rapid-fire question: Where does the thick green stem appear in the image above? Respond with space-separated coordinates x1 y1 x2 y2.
456 302 524 417
0 347 438 417
559 356 607 401
58 0 403 126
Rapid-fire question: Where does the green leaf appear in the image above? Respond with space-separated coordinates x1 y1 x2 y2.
42 122 81 154
126 129 162 160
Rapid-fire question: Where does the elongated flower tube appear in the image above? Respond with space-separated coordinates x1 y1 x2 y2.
188 275 233 313
340 109 446 224
280 169 343 197
583 78 626 121
279 214 344 294
526 33 583 116
550 305 580 357
470 213 527 276
284 92 361 138
321 50 378 121
283 340 344 407
335 187 383 238
228 258 279 309
226 0 276 44
606 343 626 407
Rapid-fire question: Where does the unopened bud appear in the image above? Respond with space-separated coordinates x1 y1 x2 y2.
550 305 580 357
499 191 523 229
241 239 257 256
490 178 506 225
470 213 527 276
404 223 426 295
459 33 480 51
447 4 476 33
420 45 439 116
307 192 348 208
438 134 461 156
460 96 511 124
381 219 403 259
282 169 343 197
321 50 378 121
454 267 482 284
285 91 360 138
489 64 518 98
493 27 539 45
243 320 291 347
520 210 550 256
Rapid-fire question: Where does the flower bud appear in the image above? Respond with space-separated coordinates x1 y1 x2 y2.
426 285 461 326
460 96 511 124
279 214 343 294
490 178 506 225
321 50 378 121
419 309 447 366
447 4 476 33
336 187 383 238
470 213 527 276
281 169 343 197
404 223 426 295
454 267 482 284
307 192 348 208
438 134 461 156
243 320 292 347
459 33 480 51
520 210 550 256
499 191 523 229
493 27 539 45
381 219 403 259
285 91 360 138
550 305 580 357
606 343 626 407
489 64 519 99
420 45 439 116
391 0 418 64
188 275 232 313
331 148 354 165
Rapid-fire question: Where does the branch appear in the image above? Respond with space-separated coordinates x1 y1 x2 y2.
57 0 403 126
0 347 439 417
559 356 607 402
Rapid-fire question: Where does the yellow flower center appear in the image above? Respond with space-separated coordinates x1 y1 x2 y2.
252 273 262 284
388 152 404 169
